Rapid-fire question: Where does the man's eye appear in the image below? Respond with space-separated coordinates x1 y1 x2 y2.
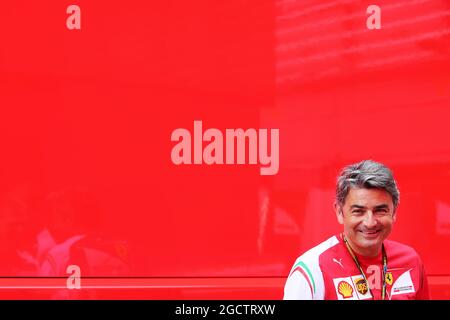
375 209 389 215
352 210 363 214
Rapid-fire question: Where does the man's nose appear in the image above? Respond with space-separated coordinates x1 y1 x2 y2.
363 211 377 228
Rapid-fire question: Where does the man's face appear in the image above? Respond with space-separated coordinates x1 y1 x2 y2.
335 187 396 257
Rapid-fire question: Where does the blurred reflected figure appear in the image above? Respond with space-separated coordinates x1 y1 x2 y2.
0 185 130 297
0 184 41 275
35 186 130 278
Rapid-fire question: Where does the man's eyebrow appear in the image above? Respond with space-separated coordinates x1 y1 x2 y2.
350 205 366 209
349 204 390 210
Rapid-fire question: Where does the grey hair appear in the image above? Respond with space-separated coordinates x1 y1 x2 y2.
336 160 400 210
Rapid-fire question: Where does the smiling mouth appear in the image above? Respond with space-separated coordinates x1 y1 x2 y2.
359 230 381 236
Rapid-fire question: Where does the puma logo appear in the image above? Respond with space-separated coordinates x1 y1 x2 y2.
333 258 344 268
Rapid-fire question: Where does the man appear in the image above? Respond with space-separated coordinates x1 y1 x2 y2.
284 160 429 300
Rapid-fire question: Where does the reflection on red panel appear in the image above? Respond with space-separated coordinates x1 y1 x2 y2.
0 0 450 298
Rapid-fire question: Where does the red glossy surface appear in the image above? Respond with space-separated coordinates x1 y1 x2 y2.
1 0 450 299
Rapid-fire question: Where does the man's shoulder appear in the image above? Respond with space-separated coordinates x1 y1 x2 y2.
286 235 341 299
293 235 341 265
384 239 417 253
384 239 423 263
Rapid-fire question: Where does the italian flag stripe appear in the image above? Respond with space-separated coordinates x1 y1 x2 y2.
290 261 316 294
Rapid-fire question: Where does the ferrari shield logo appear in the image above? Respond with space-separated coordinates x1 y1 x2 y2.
385 272 393 285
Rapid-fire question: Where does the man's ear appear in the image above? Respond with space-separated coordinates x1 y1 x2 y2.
335 202 344 224
392 209 397 223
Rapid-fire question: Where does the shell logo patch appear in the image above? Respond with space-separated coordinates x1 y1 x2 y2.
333 277 359 300
337 281 354 299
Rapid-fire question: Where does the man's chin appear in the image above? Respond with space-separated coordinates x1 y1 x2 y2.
355 235 385 251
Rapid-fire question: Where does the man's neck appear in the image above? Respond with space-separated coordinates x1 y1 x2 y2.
342 234 382 258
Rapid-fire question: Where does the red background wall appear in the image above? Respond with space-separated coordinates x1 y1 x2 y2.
1 0 449 299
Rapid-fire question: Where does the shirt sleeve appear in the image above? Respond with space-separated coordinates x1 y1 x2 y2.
416 261 430 300
283 270 314 300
